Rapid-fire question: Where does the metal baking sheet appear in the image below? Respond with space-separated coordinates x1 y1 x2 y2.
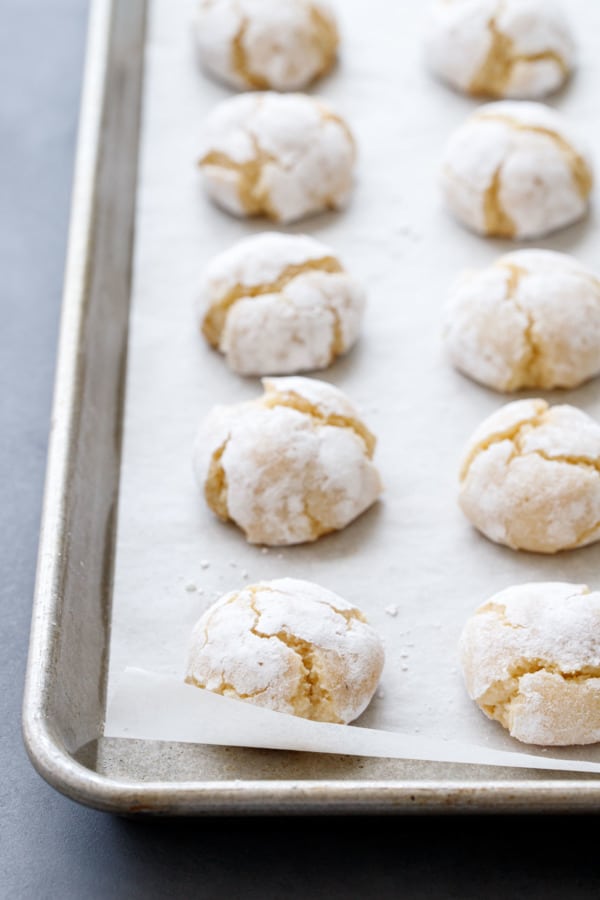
22 0 600 814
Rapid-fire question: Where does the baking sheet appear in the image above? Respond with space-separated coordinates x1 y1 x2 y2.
104 0 600 771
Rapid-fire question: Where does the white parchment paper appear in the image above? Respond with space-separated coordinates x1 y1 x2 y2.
104 0 600 771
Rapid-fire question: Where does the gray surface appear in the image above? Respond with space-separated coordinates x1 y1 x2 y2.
1 0 599 896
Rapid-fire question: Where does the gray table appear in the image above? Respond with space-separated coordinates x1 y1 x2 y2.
2 1 599 896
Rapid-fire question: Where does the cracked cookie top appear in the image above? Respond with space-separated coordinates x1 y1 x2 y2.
440 101 593 239
194 0 339 92
198 232 366 375
185 577 385 724
197 91 356 223
443 249 600 392
424 0 575 100
458 398 600 554
459 581 600 745
194 376 382 546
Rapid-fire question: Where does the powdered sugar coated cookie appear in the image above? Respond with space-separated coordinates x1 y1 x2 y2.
194 376 382 545
185 577 385 724
194 0 339 91
198 91 356 223
425 0 575 99
198 232 366 375
458 398 600 554
460 582 600 745
443 249 600 391
440 101 593 239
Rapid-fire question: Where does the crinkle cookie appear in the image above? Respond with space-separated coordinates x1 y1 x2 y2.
185 577 385 724
198 91 356 223
443 249 600 392
440 101 593 239
198 232 365 376
193 0 339 92
424 0 575 100
194 376 382 545
458 398 600 554
459 582 600 745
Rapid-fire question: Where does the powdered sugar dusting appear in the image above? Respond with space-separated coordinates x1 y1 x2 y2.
443 249 600 391
194 376 382 546
185 577 385 723
198 91 356 223
194 0 338 92
459 400 600 553
460 582 600 745
441 100 593 239
425 0 575 99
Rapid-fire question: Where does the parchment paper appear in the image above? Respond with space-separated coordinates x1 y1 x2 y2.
104 0 600 771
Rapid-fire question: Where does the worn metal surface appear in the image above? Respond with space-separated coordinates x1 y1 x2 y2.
21 0 600 815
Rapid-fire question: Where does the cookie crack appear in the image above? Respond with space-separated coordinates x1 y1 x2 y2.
475 112 593 199
315 100 356 154
477 601 526 628
326 300 346 363
262 388 376 457
199 128 283 219
469 4 568 97
247 591 338 720
202 256 343 346
186 671 270 701
483 165 516 237
525 449 600 474
231 13 269 89
204 436 231 521
459 404 548 481
497 261 542 387
480 657 600 726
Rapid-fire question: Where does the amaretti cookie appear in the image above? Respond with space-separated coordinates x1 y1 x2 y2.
459 582 600 745
194 0 339 92
440 101 593 239
424 0 575 100
198 232 365 375
185 577 385 724
443 249 600 392
198 91 356 223
194 376 382 545
459 399 600 554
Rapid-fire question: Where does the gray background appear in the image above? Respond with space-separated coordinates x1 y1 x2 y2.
1 0 599 896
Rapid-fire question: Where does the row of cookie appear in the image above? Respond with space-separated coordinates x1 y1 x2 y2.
184 575 600 747
196 89 593 240
194 0 576 101
194 376 600 555
199 232 600 394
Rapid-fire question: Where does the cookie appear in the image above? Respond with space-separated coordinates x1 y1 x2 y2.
443 249 600 391
440 101 593 239
193 0 339 91
459 582 600 745
185 577 385 724
198 91 356 223
425 0 575 99
198 232 365 375
458 398 600 554
194 376 382 545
